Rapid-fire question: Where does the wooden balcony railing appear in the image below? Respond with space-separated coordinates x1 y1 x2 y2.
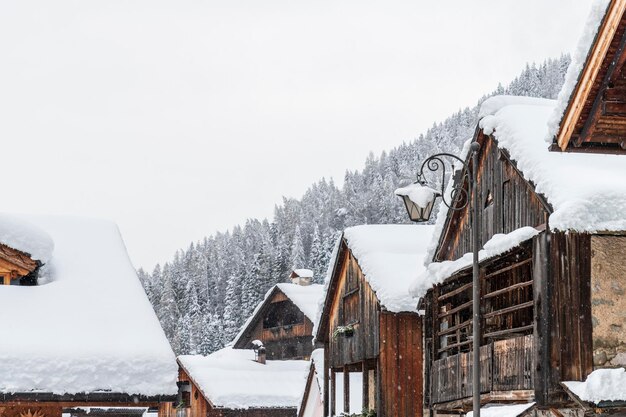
261 322 307 342
431 335 534 404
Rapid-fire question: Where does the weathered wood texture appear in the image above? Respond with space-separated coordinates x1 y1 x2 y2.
234 287 315 360
557 0 626 153
378 313 423 417
431 335 534 404
327 247 380 368
434 135 550 263
545 232 593 405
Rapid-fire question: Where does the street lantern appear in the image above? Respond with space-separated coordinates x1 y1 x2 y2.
397 142 483 417
395 182 440 222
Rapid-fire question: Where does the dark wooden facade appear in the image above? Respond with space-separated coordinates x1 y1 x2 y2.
317 241 423 417
233 286 315 360
423 124 626 414
160 367 296 417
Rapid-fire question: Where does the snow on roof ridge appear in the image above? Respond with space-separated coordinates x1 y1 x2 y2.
178 348 309 409
563 367 626 403
479 95 555 120
547 0 611 143
411 227 540 300
342 224 435 313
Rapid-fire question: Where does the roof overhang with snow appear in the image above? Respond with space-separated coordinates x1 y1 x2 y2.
550 0 626 153
422 94 626 292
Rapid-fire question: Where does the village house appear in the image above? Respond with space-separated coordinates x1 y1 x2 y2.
161 276 324 417
0 215 178 417
411 2 626 415
315 224 435 417
232 274 324 360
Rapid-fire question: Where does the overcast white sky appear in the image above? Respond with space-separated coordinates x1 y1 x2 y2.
0 1 594 269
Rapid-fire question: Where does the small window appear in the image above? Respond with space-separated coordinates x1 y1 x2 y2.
263 301 304 328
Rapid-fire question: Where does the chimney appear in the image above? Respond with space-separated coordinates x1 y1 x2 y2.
256 346 266 365
290 269 313 286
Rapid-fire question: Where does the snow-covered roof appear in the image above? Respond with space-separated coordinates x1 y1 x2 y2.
232 282 325 346
292 268 313 278
563 368 626 404
479 96 626 233
310 348 324 397
276 283 324 321
421 95 626 291
0 215 178 396
466 402 535 417
547 0 611 142
0 214 54 263
410 227 540 298
341 224 435 313
178 348 309 409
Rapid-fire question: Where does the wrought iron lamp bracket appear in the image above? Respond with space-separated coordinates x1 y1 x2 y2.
416 143 479 212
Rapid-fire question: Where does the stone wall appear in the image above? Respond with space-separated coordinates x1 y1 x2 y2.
591 235 626 368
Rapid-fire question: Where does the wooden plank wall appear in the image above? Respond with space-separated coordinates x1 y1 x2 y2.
545 232 593 404
378 312 423 417
435 135 549 263
328 250 380 368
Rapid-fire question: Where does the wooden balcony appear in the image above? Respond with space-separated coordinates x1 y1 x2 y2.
431 335 534 404
261 322 308 342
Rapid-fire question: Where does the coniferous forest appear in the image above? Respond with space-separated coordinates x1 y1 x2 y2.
138 56 571 355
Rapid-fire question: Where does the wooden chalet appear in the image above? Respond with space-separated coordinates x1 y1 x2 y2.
0 215 178 417
232 280 324 360
316 224 435 417
418 8 626 410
